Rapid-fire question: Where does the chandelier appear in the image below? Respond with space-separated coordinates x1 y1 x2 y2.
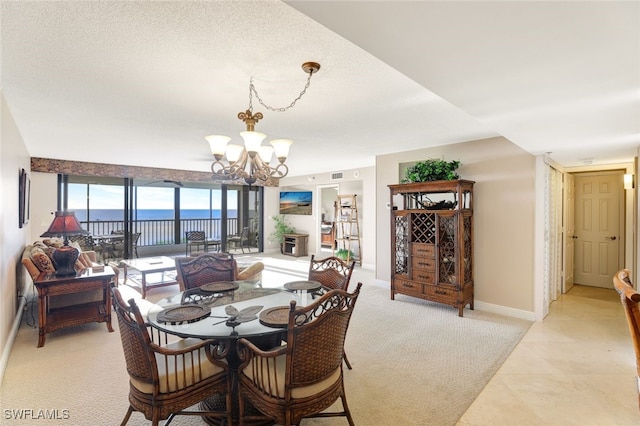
206 62 320 185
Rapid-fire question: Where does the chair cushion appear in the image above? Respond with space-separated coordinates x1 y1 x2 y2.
241 352 341 399
130 339 225 394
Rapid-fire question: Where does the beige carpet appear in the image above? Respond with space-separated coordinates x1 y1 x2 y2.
1 255 531 425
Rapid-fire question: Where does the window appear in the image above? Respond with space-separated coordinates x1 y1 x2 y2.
61 175 263 256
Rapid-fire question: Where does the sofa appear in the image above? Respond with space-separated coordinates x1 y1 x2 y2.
21 239 120 309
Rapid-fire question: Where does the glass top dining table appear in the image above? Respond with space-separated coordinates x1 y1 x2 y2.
147 281 313 341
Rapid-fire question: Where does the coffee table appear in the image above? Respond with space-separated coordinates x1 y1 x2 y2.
122 256 177 298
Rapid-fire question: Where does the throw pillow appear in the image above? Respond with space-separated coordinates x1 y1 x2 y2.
42 238 64 248
30 246 56 274
79 252 93 268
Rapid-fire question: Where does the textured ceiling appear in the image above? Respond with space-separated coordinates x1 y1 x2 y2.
1 1 638 180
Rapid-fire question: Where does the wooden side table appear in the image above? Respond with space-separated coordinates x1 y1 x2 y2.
33 267 116 347
282 233 309 257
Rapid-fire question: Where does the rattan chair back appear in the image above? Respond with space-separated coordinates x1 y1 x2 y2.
308 255 356 291
112 286 232 425
287 283 361 383
112 287 158 385
237 283 362 426
613 269 640 409
175 253 237 291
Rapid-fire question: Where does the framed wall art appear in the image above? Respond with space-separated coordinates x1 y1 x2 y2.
279 191 312 215
18 168 30 228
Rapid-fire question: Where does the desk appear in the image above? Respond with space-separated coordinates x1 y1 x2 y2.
122 256 177 298
149 283 304 425
33 267 115 347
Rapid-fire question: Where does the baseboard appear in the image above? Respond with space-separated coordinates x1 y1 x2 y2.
471 300 536 321
374 279 535 321
0 296 28 383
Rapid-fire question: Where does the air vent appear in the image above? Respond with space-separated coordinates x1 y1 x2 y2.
330 171 344 181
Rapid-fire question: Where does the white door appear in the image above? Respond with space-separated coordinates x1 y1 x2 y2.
574 172 623 288
564 173 575 293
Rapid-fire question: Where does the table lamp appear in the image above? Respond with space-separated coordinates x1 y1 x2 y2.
40 211 88 277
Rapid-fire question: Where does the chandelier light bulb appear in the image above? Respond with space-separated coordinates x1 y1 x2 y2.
240 131 266 154
270 139 293 160
258 145 274 163
205 135 231 159
225 144 244 163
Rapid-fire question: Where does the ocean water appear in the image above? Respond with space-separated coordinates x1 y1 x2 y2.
73 209 237 222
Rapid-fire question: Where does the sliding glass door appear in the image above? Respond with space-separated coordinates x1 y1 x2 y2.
63 175 263 257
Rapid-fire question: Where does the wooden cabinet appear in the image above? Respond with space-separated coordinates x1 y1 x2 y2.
389 180 474 316
282 233 308 257
320 222 335 249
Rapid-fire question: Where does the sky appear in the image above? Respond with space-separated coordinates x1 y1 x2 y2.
68 184 236 210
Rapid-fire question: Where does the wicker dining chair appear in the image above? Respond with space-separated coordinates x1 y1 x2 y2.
175 253 237 291
308 254 356 369
308 255 356 292
237 283 362 426
613 269 640 410
111 287 232 426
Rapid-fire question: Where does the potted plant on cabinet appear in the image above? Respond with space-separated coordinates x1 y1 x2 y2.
269 215 296 254
402 159 461 183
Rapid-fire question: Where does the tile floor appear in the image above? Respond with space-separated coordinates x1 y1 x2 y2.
457 284 639 425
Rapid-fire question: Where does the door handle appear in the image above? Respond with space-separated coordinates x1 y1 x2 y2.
606 236 617 241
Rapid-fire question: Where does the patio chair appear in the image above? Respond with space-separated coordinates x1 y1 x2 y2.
111 287 232 426
175 253 237 291
185 231 207 256
237 283 362 426
68 234 96 252
228 227 250 253
613 269 640 409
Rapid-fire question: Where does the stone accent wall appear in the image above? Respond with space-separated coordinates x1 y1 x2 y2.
30 157 278 186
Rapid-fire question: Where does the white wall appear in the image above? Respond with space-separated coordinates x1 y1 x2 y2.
0 93 33 377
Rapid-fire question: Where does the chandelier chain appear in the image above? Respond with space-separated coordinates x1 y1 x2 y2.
248 71 313 113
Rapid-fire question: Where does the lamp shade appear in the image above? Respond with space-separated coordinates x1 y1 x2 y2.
240 131 267 154
205 135 231 158
225 144 244 163
270 139 293 159
40 211 86 238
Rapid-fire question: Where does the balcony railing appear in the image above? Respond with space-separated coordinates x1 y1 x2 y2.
81 218 239 247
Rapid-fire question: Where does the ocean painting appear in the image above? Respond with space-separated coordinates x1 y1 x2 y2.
279 191 312 215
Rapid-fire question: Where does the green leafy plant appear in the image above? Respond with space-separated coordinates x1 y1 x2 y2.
402 159 461 183
268 215 296 247
335 248 354 261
